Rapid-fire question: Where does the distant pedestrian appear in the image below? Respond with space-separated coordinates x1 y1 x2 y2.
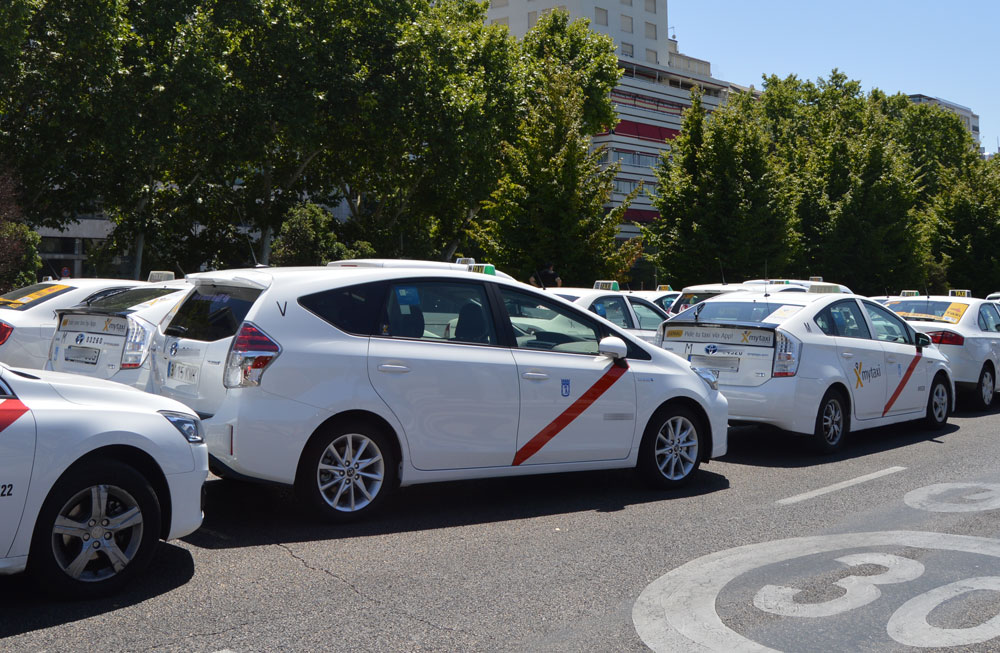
530 262 562 288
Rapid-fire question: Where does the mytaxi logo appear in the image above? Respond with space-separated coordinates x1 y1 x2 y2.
854 361 882 388
103 318 113 332
741 331 749 343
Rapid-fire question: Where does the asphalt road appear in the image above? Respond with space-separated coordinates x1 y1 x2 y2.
4 403 1000 652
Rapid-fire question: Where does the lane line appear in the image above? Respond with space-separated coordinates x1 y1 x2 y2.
776 466 907 505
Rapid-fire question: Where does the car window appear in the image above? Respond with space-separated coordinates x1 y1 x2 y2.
863 301 912 344
299 281 387 336
163 284 263 341
627 297 667 330
884 299 970 325
978 304 1000 332
590 296 633 329
500 288 601 355
0 282 76 311
81 287 181 312
378 281 497 345
81 286 134 304
816 301 872 339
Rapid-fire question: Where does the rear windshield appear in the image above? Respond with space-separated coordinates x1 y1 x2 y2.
164 284 263 341
885 299 970 325
671 292 723 313
673 301 803 324
0 283 75 311
83 287 184 312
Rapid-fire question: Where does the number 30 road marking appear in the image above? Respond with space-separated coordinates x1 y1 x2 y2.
633 531 1000 652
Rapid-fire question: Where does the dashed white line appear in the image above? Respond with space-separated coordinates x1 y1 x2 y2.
776 466 907 505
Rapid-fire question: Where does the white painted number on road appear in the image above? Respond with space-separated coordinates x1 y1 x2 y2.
633 531 1000 652
904 483 1000 513
754 553 924 618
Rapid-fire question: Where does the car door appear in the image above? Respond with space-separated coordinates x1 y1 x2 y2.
367 279 520 470
861 300 928 416
499 287 637 465
975 303 1000 372
820 300 887 420
626 296 669 343
0 376 35 557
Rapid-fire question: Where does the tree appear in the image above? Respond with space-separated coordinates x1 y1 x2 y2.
0 169 40 293
270 203 373 267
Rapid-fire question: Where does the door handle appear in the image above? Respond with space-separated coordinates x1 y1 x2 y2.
377 363 410 373
887 356 898 363
522 372 549 381
840 352 854 359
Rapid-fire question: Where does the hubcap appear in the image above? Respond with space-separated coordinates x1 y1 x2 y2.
316 433 385 512
822 399 843 445
932 383 948 422
654 416 699 481
982 371 994 406
50 484 144 582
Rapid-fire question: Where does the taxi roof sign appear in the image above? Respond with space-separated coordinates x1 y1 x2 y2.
468 263 495 275
949 289 972 297
808 276 823 282
147 271 175 282
593 280 620 291
656 284 673 291
900 290 920 296
806 283 842 294
455 257 476 266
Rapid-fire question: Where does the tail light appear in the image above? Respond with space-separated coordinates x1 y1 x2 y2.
926 330 964 346
0 322 11 346
224 322 281 388
121 317 152 369
772 329 802 377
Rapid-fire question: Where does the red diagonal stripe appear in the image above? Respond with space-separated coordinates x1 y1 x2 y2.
882 352 923 416
512 363 629 466
0 398 29 432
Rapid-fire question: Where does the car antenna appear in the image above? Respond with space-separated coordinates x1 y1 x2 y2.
534 268 547 290
719 258 726 285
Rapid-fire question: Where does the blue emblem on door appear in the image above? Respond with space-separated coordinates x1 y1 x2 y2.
561 379 571 397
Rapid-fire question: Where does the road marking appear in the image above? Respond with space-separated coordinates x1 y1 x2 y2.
776 466 906 505
904 483 1000 512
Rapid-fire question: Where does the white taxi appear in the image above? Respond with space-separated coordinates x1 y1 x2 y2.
624 286 680 313
154 261 728 520
666 282 809 315
553 282 670 344
656 289 953 452
0 279 146 369
48 280 192 391
883 293 1000 409
0 363 207 598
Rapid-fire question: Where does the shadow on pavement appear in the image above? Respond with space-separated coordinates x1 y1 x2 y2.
0 542 194 638
183 466 730 550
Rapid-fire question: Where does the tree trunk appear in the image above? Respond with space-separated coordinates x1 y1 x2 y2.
260 225 273 266
133 230 145 280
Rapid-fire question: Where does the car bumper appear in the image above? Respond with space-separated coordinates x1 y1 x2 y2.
165 445 209 540
721 376 825 435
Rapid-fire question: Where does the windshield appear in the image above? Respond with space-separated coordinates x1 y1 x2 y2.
673 301 803 324
885 299 970 324
82 287 183 312
0 283 75 311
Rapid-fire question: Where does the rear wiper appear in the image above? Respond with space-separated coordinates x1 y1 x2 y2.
694 302 706 323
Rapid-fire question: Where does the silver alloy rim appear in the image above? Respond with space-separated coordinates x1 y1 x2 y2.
982 370 994 406
654 416 699 481
822 399 843 445
316 433 385 512
51 484 144 582
932 383 948 422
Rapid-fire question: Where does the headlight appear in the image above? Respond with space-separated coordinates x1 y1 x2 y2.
160 410 204 443
691 366 719 391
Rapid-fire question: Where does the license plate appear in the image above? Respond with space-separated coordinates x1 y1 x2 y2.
167 360 199 383
688 355 740 372
64 346 100 365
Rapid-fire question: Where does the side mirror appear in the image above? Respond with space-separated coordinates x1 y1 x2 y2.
598 336 628 360
915 332 932 349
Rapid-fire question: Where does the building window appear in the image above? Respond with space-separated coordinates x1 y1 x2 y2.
491 16 508 25
620 42 634 57
491 0 508 7
621 14 633 32
594 7 608 25
645 21 656 39
528 10 537 26
645 48 658 63
645 0 656 12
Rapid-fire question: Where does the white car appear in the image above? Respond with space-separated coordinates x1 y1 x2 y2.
623 288 681 313
152 260 728 520
883 295 1000 409
553 285 670 343
49 280 192 391
656 289 953 452
743 278 853 294
0 279 146 369
666 282 809 315
0 363 207 597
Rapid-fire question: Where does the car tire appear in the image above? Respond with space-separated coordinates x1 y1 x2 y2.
637 405 703 488
923 375 950 429
295 420 398 521
813 388 849 454
972 365 995 411
29 460 161 599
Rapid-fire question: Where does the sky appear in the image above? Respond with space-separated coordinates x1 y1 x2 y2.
668 0 999 155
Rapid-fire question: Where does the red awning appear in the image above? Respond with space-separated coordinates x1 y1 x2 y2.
612 120 679 143
624 208 660 223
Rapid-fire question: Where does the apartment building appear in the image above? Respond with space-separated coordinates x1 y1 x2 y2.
909 94 982 153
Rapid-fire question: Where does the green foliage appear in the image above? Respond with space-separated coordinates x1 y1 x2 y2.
0 220 41 294
271 203 374 267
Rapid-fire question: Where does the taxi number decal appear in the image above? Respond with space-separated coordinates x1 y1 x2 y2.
882 351 923 416
0 398 30 433
512 363 629 466
0 484 11 497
